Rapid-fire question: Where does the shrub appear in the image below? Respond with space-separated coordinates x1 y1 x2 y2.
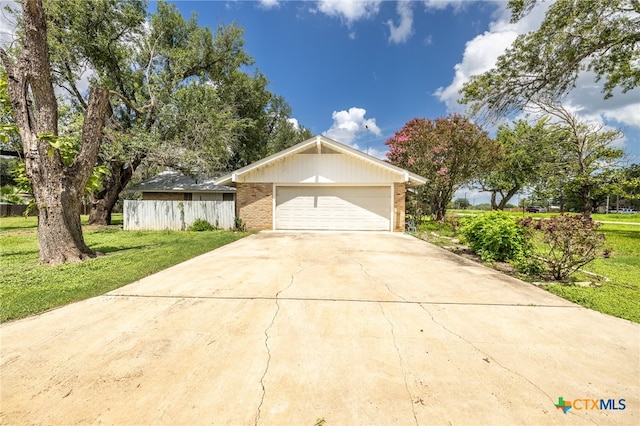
460 211 531 262
234 217 246 232
522 214 605 280
189 219 216 232
511 256 545 276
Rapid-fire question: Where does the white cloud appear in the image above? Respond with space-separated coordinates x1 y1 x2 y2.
564 71 640 130
0 1 18 48
422 0 468 12
386 0 414 44
453 186 491 205
287 117 300 129
315 0 382 24
351 143 387 159
434 2 549 112
323 107 381 145
258 0 280 9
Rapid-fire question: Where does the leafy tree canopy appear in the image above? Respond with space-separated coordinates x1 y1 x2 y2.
460 0 640 120
7 0 310 225
478 117 562 210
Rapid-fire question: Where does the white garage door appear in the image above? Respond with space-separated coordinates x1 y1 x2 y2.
275 186 391 231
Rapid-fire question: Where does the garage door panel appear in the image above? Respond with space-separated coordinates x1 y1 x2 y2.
275 186 390 231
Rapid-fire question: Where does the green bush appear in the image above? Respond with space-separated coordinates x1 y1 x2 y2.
234 217 246 232
511 256 545 276
188 219 216 232
460 211 531 262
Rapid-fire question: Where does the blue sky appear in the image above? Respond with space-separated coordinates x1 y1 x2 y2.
166 0 502 158
159 0 639 169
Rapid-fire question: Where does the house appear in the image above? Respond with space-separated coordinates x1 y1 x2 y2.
132 170 236 201
215 135 426 231
124 170 236 231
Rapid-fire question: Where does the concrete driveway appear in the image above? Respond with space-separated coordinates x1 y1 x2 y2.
1 232 638 425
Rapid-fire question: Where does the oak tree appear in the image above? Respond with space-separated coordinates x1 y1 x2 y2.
478 117 560 210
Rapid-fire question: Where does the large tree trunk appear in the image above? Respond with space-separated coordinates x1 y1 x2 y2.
88 158 141 225
87 163 130 226
1 0 110 264
580 184 593 218
34 169 93 263
431 188 451 221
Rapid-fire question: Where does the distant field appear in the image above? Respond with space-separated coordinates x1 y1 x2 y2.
448 209 640 223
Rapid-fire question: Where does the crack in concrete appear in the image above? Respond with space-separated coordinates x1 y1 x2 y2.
357 258 418 424
418 303 556 406
379 302 419 426
254 265 305 426
355 260 408 303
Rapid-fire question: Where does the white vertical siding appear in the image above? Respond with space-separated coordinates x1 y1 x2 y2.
124 200 235 231
240 153 400 183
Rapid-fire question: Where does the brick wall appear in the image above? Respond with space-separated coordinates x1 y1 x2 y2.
393 183 406 232
236 183 273 230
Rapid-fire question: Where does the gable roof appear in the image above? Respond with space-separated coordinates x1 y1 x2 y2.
214 135 427 187
131 170 235 193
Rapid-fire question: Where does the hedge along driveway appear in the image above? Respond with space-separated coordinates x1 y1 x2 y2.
1 232 638 425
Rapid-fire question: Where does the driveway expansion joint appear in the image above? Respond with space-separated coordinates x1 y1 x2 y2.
105 293 576 309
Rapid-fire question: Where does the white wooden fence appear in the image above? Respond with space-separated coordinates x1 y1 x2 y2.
124 200 235 231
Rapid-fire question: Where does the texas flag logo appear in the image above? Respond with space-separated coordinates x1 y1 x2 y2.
555 397 572 414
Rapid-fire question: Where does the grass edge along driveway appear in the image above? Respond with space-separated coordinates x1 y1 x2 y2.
0 215 249 322
419 212 640 323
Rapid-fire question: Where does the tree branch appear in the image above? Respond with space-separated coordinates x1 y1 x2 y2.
108 89 148 116
70 86 110 189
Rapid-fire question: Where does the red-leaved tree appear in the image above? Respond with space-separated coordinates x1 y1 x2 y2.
386 114 500 220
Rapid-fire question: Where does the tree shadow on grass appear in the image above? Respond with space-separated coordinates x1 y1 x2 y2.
95 244 161 254
603 229 640 241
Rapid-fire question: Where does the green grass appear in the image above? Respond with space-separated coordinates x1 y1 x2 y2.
0 215 248 322
544 223 640 323
449 209 640 224
0 213 125 232
591 213 640 222
0 215 40 232
415 214 640 323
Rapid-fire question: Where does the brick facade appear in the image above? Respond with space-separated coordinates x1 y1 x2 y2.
236 183 273 230
393 182 406 232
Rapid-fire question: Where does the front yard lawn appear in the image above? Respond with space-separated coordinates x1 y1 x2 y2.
0 215 248 322
544 223 640 323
